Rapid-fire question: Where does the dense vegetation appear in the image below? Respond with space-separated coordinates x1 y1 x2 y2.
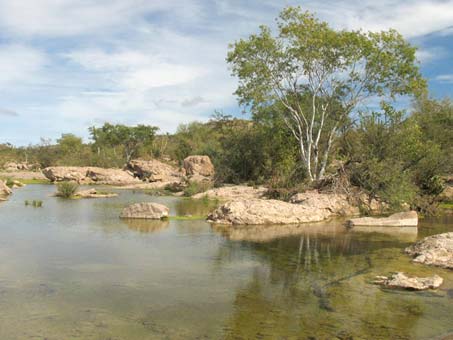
0 7 451 212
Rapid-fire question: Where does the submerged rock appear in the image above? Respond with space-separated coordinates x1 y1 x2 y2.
207 199 333 225
183 155 214 182
0 180 12 200
192 185 267 200
75 188 118 199
374 272 443 290
348 211 418 227
405 232 453 269
120 202 169 220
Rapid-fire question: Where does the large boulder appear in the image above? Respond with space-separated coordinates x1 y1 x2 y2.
348 211 418 227
42 166 140 185
405 232 453 269
183 155 214 182
0 180 12 200
192 185 267 200
126 159 182 183
120 202 170 220
207 199 333 225
373 272 443 290
42 167 90 183
85 167 140 185
290 190 359 216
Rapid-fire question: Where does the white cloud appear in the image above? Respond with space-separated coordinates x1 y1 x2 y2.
0 0 176 37
435 74 453 83
0 0 451 145
0 44 47 88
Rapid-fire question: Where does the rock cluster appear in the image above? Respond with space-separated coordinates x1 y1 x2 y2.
207 199 335 225
348 211 418 227
207 190 365 225
374 272 443 290
120 202 170 220
405 232 453 269
3 162 40 171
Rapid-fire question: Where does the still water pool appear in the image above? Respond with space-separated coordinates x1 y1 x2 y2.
0 185 452 339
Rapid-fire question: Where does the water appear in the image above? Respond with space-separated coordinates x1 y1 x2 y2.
0 185 452 339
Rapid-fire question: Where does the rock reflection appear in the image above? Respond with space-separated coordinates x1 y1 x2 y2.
122 219 169 233
349 226 418 242
212 221 348 243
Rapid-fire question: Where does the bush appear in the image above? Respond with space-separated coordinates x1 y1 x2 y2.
56 181 79 198
5 178 14 188
183 181 212 197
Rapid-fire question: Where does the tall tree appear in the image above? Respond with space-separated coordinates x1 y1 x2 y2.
89 123 158 163
227 7 426 181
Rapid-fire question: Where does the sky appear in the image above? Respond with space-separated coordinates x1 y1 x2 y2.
0 0 452 146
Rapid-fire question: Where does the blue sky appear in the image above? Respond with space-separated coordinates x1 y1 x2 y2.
0 0 452 145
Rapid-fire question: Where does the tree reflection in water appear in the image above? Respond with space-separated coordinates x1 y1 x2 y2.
211 223 426 339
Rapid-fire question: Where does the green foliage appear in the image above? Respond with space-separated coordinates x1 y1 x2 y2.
5 178 14 188
342 99 450 212
183 181 213 197
227 6 426 180
56 181 79 198
89 123 158 163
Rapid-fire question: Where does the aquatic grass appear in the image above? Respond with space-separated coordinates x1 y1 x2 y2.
56 181 79 198
24 199 43 207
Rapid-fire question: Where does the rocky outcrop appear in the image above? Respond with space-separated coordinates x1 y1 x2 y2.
192 185 267 200
405 232 453 269
120 202 170 219
75 188 118 199
42 167 90 183
126 159 182 183
0 180 12 200
374 272 443 290
348 211 418 227
183 155 214 182
42 166 140 185
207 199 335 225
3 162 40 171
290 190 359 216
85 167 140 185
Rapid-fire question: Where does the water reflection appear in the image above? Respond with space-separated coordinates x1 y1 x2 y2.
122 219 169 233
0 185 451 339
350 226 418 242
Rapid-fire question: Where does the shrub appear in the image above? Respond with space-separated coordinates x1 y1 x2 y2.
5 178 14 188
183 181 212 197
56 181 79 198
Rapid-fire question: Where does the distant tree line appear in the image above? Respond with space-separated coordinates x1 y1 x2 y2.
1 7 452 212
